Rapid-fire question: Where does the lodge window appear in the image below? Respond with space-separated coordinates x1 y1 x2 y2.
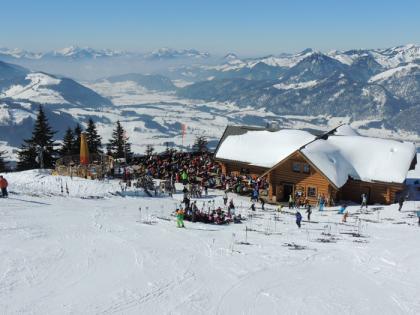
292 162 300 172
307 186 317 197
303 163 310 174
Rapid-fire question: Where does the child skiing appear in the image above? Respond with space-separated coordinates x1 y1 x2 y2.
342 211 349 223
176 208 185 228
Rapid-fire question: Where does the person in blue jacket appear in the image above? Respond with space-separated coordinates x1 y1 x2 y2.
338 204 347 214
295 211 302 228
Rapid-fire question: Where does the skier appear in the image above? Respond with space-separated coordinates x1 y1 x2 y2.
398 194 405 211
417 211 420 226
176 208 185 228
223 192 228 206
319 195 325 211
228 199 235 213
181 170 188 185
0 175 8 198
342 211 349 223
288 194 294 209
306 204 312 221
361 193 368 211
295 211 302 228
260 197 265 210
251 189 259 203
250 203 256 211
338 204 347 214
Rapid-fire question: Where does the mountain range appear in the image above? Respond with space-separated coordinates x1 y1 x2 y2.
0 44 419 162
0 46 211 62
176 44 420 132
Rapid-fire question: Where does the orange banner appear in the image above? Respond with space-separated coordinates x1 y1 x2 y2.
80 132 89 165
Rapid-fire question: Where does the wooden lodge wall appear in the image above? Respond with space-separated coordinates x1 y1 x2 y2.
219 160 268 179
267 152 334 205
218 152 406 205
338 179 404 205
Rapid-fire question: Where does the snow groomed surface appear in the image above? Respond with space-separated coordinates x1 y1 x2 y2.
0 170 420 314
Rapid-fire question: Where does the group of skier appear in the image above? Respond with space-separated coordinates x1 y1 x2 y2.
175 196 242 227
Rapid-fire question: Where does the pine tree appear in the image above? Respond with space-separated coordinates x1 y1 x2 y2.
145 144 154 156
17 106 57 170
193 135 208 153
107 121 132 161
0 150 8 172
86 118 102 154
72 124 82 155
60 127 75 156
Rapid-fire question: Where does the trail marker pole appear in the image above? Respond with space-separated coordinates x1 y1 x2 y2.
245 226 248 243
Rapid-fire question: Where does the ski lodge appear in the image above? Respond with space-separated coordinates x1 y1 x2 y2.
214 125 417 205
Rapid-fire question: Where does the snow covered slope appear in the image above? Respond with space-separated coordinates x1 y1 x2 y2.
6 169 126 198
2 73 67 104
0 171 420 314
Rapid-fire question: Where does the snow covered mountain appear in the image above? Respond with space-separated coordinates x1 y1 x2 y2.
0 61 113 151
176 44 420 134
42 46 125 60
0 65 112 108
144 48 210 60
0 46 210 62
1 45 420 162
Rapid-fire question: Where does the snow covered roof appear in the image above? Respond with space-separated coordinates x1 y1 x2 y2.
215 129 316 168
301 134 416 187
216 124 416 187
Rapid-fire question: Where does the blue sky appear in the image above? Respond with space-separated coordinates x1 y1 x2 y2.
2 0 419 55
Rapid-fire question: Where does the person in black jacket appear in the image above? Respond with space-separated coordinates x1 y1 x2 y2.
306 205 312 221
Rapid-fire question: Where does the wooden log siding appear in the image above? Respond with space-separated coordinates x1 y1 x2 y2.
218 160 268 179
267 151 333 205
218 152 406 205
338 179 404 205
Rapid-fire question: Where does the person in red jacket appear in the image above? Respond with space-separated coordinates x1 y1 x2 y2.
0 175 8 197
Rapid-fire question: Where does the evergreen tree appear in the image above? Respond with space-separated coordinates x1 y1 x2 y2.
0 150 8 172
72 124 82 155
17 106 56 170
86 118 102 154
145 144 154 156
60 127 75 156
107 121 132 161
193 135 208 153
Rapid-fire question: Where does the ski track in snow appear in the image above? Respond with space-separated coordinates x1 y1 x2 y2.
0 171 420 314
